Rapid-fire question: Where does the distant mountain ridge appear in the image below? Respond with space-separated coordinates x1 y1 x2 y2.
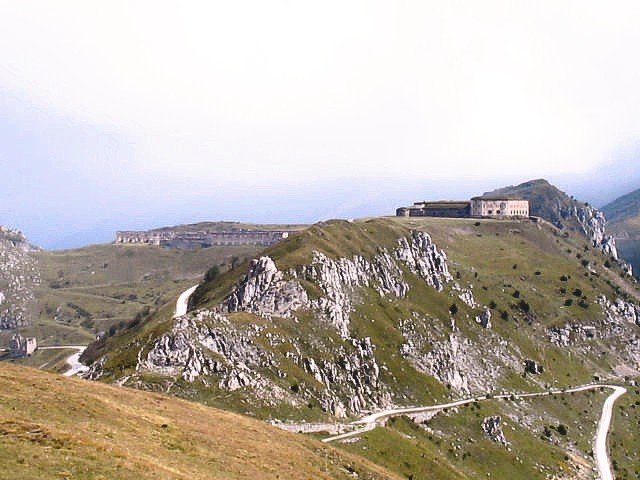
602 187 640 277
602 187 640 225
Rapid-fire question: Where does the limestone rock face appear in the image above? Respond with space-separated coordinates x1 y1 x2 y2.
395 231 452 291
475 308 492 329
482 416 509 446
572 205 620 260
138 308 390 416
224 256 309 318
598 295 640 326
0 226 40 329
304 250 408 337
142 312 270 387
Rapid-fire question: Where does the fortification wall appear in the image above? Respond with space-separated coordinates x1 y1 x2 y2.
115 230 291 248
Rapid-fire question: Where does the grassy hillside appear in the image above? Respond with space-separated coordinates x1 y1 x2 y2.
336 388 608 480
602 187 640 224
1 243 262 351
0 362 399 480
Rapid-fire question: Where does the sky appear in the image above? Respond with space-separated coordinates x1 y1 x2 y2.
1 1 640 248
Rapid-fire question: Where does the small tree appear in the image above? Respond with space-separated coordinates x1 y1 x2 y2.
204 265 220 283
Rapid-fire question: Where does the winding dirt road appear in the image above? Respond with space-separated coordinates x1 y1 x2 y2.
174 285 198 318
594 386 627 480
39 345 89 377
322 384 626 480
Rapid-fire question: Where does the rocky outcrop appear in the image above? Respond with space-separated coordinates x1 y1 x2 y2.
138 309 390 416
0 226 39 329
475 308 492 329
546 323 598 346
142 312 272 387
395 231 452 291
571 205 622 261
482 416 509 446
524 359 543 374
303 337 390 417
303 250 408 337
598 295 640 326
221 231 452 338
224 256 309 318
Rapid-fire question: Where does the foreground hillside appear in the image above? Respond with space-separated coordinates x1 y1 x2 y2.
603 187 640 277
0 362 398 480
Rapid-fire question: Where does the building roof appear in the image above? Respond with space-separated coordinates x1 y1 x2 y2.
471 196 527 202
422 202 470 209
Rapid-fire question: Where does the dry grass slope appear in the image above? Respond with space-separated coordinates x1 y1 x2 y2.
0 363 399 480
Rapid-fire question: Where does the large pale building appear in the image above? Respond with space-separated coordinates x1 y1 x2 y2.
470 197 529 218
396 196 529 219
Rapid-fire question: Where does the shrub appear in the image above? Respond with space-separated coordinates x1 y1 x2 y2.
573 288 582 297
518 300 530 313
557 424 568 435
204 265 220 282
564 299 573 307
449 303 458 315
513 290 521 298
489 300 497 309
500 310 509 320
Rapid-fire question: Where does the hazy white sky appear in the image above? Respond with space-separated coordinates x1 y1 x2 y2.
1 1 640 246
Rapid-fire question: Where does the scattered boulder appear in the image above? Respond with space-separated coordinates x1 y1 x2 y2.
524 359 544 375
482 416 509 446
475 308 492 329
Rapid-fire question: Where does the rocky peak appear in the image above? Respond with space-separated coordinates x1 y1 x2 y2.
224 256 309 318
